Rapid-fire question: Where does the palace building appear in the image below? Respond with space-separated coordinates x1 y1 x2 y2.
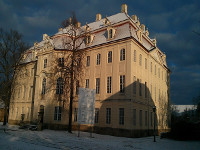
8 4 171 137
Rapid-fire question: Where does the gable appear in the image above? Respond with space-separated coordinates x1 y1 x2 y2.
150 48 167 66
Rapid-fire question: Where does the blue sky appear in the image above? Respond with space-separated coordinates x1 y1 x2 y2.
1 0 200 104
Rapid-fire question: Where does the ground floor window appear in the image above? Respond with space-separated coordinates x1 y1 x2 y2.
95 108 99 123
74 108 78 122
106 108 111 124
54 106 61 121
119 108 124 125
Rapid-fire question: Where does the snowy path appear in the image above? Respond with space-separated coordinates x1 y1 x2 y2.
0 124 200 150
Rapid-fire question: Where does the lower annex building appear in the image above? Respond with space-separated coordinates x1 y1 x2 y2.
8 4 171 137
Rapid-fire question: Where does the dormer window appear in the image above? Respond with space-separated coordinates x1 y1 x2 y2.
106 27 116 40
85 34 94 45
103 17 111 26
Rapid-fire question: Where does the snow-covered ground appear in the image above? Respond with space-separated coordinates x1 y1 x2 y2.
0 122 199 150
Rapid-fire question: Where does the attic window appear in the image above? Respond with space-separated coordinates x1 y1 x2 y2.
103 17 111 26
85 34 94 45
106 27 115 40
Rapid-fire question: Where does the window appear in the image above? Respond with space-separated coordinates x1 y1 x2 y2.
139 110 142 126
86 35 91 44
119 108 124 125
120 48 125 61
86 56 90 66
42 78 46 94
108 51 112 63
31 68 34 76
18 87 21 98
145 111 147 126
139 79 142 96
145 58 147 69
58 58 64 67
74 108 78 122
97 53 101 65
151 112 153 127
95 108 99 123
158 68 160 78
151 62 152 72
44 59 47 68
155 65 156 75
106 108 111 124
23 85 26 98
29 86 32 98
85 79 89 88
155 87 156 101
133 76 136 94
133 109 136 126
96 78 100 94
56 77 63 94
150 84 152 96
120 75 125 93
54 106 61 121
145 82 147 98
27 107 30 119
76 80 79 95
139 54 142 66
107 76 112 93
134 50 136 62
16 107 18 119
109 29 113 39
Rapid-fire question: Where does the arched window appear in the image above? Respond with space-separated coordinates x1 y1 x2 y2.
42 78 46 94
56 77 63 94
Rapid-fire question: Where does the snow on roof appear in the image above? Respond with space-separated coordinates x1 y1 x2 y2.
173 105 197 113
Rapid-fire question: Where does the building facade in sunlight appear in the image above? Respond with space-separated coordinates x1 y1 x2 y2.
8 4 171 137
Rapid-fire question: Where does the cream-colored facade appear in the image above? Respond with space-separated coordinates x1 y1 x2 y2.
8 4 170 137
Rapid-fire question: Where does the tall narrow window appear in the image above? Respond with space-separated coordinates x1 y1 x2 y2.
23 85 26 98
139 79 142 96
158 68 160 78
31 68 34 76
97 53 101 65
95 108 99 123
120 75 125 93
155 65 156 75
151 62 152 72
145 58 147 69
44 59 47 68
150 84 152 96
74 108 78 122
134 50 136 62
56 77 63 94
133 109 136 126
145 111 147 126
155 87 156 101
85 79 89 88
86 56 90 66
139 54 142 66
54 106 61 121
27 107 30 119
106 108 111 124
145 82 147 98
42 78 46 94
139 110 142 126
16 107 18 119
107 76 112 93
119 108 124 125
96 78 100 94
151 112 153 127
109 29 113 39
18 88 21 98
29 86 32 98
133 76 136 94
120 48 125 61
76 80 79 95
58 58 64 67
108 51 112 63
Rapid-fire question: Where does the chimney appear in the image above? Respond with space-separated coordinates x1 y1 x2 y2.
43 34 48 40
152 38 157 46
76 22 81 28
69 17 72 24
58 28 63 32
140 24 145 32
96 13 102 21
145 28 149 36
131 15 137 21
121 4 127 14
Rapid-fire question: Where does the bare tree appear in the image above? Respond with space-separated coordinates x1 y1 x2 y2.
55 14 88 133
0 28 29 125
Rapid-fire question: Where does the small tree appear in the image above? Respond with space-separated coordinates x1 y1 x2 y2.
0 28 29 125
